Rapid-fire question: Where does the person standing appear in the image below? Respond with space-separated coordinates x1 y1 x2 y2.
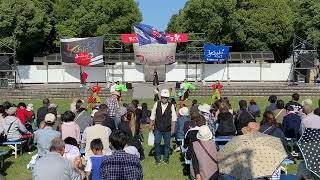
37 98 50 127
84 139 107 180
153 69 159 87
105 91 121 129
100 130 143 180
211 80 223 102
149 89 177 165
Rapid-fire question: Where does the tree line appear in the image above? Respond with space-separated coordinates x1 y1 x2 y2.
167 0 320 62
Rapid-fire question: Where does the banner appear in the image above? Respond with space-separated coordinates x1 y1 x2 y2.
134 23 167 46
60 36 104 66
121 33 188 43
204 44 230 62
133 43 177 65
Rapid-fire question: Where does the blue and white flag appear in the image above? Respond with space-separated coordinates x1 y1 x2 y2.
204 44 230 62
134 23 167 46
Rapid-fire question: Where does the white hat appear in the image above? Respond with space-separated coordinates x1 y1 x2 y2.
302 99 313 106
160 89 170 98
45 113 56 123
197 125 213 141
27 104 34 111
6 107 17 115
49 103 58 109
179 107 189 116
91 109 99 117
198 104 211 114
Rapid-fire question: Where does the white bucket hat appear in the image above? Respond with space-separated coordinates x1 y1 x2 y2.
160 89 170 98
179 107 189 116
302 98 312 106
197 125 213 141
198 104 211 114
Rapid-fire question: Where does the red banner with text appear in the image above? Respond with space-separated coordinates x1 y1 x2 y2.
121 33 188 43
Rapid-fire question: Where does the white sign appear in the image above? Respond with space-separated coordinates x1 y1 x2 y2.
133 43 177 65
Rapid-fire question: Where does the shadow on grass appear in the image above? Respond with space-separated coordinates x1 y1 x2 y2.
0 160 13 176
148 145 174 158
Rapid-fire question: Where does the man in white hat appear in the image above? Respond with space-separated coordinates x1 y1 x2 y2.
105 90 121 129
150 89 177 165
34 113 61 157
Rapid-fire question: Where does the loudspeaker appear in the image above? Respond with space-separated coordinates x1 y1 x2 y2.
176 82 181 89
126 82 132 89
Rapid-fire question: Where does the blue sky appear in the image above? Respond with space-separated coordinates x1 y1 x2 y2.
135 0 188 31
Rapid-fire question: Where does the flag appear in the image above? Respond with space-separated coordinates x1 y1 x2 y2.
134 23 167 46
60 36 104 66
204 44 230 62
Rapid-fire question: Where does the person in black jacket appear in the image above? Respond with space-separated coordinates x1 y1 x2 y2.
98 104 116 131
216 103 236 136
118 110 144 160
234 100 256 135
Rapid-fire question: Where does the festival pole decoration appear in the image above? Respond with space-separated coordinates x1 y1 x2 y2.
75 52 91 87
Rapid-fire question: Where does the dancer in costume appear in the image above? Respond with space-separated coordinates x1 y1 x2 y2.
87 85 102 108
211 80 223 102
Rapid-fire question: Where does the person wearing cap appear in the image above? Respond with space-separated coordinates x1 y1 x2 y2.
285 93 303 113
174 107 191 152
191 125 218 180
36 98 50 127
234 100 256 135
34 113 61 157
74 100 93 132
2 106 31 142
150 89 177 165
105 90 121 129
265 95 278 112
81 110 112 160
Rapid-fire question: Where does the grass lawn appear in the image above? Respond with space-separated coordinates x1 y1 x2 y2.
0 96 317 179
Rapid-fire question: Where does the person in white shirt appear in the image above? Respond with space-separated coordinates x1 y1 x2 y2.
301 104 320 133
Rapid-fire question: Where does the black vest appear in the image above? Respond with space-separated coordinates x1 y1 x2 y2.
155 101 172 132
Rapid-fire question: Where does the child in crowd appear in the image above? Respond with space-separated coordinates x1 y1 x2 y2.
84 139 108 180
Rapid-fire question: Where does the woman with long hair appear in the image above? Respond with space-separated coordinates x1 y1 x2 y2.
118 110 145 160
216 103 236 136
259 111 286 144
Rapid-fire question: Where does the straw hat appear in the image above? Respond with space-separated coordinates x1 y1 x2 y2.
198 104 211 114
179 107 189 116
197 125 213 141
6 107 17 115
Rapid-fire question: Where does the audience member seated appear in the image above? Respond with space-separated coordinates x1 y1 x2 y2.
192 125 218 180
234 100 255 135
16 102 33 125
81 111 112 160
190 99 199 114
285 93 303 113
61 111 80 143
141 103 151 124
74 100 93 132
34 113 61 157
32 137 82 180
48 104 62 131
84 138 108 180
184 115 207 160
313 99 320 116
248 99 260 117
259 111 286 144
198 104 216 134
98 104 116 132
118 110 145 160
301 104 320 133
36 98 50 127
282 106 302 139
216 103 236 136
272 99 287 127
265 95 278 112
99 130 143 180
63 137 80 163
2 107 32 142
